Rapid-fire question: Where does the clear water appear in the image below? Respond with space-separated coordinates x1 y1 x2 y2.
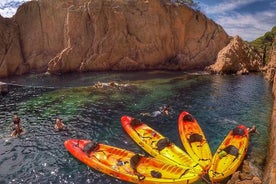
0 71 273 184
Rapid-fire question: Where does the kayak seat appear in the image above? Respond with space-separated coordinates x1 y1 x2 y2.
83 141 99 156
156 137 171 152
130 154 142 170
189 133 203 143
183 114 194 122
151 170 162 178
232 127 245 136
223 145 239 157
130 154 145 180
130 118 142 127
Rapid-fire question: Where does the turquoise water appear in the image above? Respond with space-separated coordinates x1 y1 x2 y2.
0 71 273 183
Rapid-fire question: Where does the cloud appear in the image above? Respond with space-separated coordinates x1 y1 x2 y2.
215 10 276 41
0 0 31 18
202 0 263 15
199 0 276 41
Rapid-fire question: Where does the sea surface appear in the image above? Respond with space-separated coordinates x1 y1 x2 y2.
0 71 273 184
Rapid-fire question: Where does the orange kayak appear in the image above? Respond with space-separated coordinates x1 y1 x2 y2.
64 139 200 184
178 111 212 171
121 115 203 175
208 125 249 182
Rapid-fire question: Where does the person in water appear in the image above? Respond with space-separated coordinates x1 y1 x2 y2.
54 118 66 131
140 105 171 117
10 115 23 137
247 125 259 134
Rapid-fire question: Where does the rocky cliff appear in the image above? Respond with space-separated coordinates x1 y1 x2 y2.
206 35 263 75
263 37 276 184
0 0 230 78
0 15 25 78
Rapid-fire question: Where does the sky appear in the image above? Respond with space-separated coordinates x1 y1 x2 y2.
197 0 276 41
0 0 275 41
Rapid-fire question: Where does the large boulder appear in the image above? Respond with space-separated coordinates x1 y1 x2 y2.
206 35 263 75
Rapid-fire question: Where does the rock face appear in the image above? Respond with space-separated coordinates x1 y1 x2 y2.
265 39 276 82
0 0 230 77
0 15 26 78
0 82 9 95
263 37 276 184
206 36 263 75
227 160 262 184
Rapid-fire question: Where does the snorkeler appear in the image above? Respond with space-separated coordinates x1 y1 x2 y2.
140 105 171 117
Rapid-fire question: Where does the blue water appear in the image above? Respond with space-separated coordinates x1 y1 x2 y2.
0 71 273 183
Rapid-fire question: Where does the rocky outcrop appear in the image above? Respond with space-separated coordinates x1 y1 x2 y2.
0 15 26 78
0 0 230 77
265 38 276 82
263 38 276 184
206 36 263 75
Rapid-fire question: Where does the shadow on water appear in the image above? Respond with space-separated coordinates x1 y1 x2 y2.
0 71 273 183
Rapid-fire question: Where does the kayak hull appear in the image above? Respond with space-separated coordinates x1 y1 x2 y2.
64 139 200 184
208 125 249 182
121 115 203 175
178 111 212 171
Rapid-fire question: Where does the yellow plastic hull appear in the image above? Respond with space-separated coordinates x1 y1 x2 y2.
178 111 212 171
121 115 203 175
65 139 200 184
208 125 249 182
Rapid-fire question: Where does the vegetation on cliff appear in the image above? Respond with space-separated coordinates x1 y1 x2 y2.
250 26 276 64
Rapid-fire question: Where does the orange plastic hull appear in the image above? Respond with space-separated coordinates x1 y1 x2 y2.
178 111 212 171
64 139 200 184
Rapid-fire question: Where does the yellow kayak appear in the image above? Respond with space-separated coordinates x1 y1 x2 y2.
121 115 203 175
208 125 249 182
65 139 200 184
178 111 212 171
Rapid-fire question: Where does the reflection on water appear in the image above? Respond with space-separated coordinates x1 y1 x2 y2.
0 71 272 183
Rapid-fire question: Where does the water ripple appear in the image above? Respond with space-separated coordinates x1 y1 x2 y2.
0 72 272 184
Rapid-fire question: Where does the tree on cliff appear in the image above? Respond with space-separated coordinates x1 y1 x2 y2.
250 26 276 64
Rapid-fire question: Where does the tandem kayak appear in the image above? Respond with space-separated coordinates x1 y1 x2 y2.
121 115 203 175
208 125 249 182
64 139 200 184
178 111 212 171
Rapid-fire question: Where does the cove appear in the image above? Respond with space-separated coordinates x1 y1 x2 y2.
0 71 272 183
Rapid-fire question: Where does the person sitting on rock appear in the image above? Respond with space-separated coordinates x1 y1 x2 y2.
247 125 259 134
